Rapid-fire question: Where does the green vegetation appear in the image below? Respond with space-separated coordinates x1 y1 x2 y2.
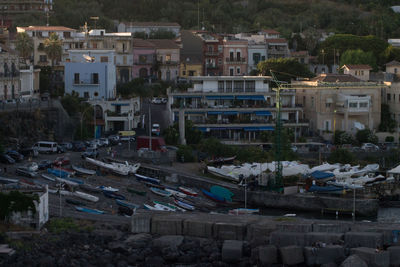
48 218 79 233
379 104 397 132
340 49 377 70
177 145 195 162
334 130 355 145
385 136 395 142
257 58 315 82
0 191 38 221
356 129 378 144
15 32 33 62
328 148 355 164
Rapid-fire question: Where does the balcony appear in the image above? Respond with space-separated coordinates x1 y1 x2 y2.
205 64 218 69
73 80 99 86
205 51 219 56
134 60 154 65
157 60 179 65
225 57 246 64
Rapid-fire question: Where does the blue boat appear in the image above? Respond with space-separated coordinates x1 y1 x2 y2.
174 199 195 211
135 173 160 185
210 185 234 202
47 168 69 178
150 187 172 197
103 190 125 200
307 185 344 193
115 199 139 209
201 189 226 203
75 206 105 214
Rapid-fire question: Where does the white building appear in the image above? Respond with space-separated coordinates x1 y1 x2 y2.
19 65 41 99
247 42 267 73
118 22 181 37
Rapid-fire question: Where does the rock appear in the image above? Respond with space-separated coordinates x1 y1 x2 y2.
145 255 165 266
304 245 345 265
340 255 368 267
250 247 259 265
116 260 128 267
39 256 55 267
350 247 389 267
178 253 196 264
161 247 180 262
387 246 400 266
209 252 221 262
180 238 200 252
270 231 305 247
153 235 184 249
305 232 344 246
321 263 338 267
280 245 304 265
344 232 383 248
124 233 152 248
258 245 277 265
221 240 243 263
108 241 129 254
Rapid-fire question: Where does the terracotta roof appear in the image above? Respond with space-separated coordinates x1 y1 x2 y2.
311 74 361 83
147 39 180 49
386 60 400 67
342 64 372 70
124 22 180 27
18 26 76 32
133 38 156 48
265 38 287 44
261 29 280 34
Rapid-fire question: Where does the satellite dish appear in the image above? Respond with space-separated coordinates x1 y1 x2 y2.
83 54 94 62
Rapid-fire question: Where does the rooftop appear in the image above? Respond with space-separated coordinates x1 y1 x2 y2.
311 73 362 83
261 29 280 34
147 39 180 49
386 60 400 67
17 26 76 32
123 21 180 27
133 38 156 48
342 64 372 70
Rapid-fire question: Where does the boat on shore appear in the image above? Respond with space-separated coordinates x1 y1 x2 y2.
207 156 236 165
178 186 198 196
103 190 125 200
116 199 139 209
16 167 37 178
127 187 147 196
150 187 172 197
153 201 184 212
229 208 259 215
165 188 187 198
75 206 104 214
174 199 195 211
135 173 160 185
72 165 96 175
53 167 76 176
55 176 79 187
47 168 69 178
65 198 85 206
99 186 119 192
41 173 56 182
73 191 99 202
79 184 102 193
85 157 129 176
143 203 166 211
202 189 226 203
0 177 19 184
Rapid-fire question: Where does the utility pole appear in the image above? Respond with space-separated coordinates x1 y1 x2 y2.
148 100 152 151
197 0 200 30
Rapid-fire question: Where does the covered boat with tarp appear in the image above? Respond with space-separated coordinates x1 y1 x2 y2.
310 170 335 182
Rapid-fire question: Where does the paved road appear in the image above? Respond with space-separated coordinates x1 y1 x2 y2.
140 98 170 134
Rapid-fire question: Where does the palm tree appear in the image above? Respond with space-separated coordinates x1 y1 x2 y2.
44 32 62 67
15 32 33 64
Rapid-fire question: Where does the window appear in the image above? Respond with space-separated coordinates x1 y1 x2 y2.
100 56 108 62
229 68 234 76
92 42 97 49
253 53 261 64
122 43 126 52
218 58 222 65
182 71 186 76
74 73 79 84
63 32 71 38
234 81 244 92
123 56 127 65
166 70 171 81
218 81 224 92
236 67 240 74
226 81 232 92
92 73 99 84
349 102 357 108
361 70 364 75
395 68 398 74
325 103 331 108
325 120 331 131
39 55 47 62
359 102 368 108
84 92 89 98
387 93 391 101
229 52 234 60
208 45 213 52
236 51 241 60
165 54 171 62
311 96 314 107
261 55 265 61
218 45 223 52
245 81 255 92
189 71 195 76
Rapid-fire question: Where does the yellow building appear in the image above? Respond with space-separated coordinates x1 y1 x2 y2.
180 61 202 78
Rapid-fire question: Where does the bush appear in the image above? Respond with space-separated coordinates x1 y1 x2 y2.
385 136 395 142
48 218 79 233
356 129 378 144
334 130 355 145
176 145 195 163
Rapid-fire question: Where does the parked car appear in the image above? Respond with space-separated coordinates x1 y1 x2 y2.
18 147 38 157
361 143 379 152
151 97 162 104
53 156 70 166
151 123 161 136
161 98 167 104
0 154 15 164
57 145 65 154
81 148 99 159
6 150 24 162
59 142 73 150
16 167 37 178
119 136 135 142
38 160 53 170
100 138 109 146
72 141 86 152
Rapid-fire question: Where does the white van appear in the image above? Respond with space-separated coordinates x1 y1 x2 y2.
33 141 58 154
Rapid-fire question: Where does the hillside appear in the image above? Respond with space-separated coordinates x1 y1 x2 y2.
10 0 392 38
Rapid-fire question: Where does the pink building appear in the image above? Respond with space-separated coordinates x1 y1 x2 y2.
222 38 248 76
132 38 156 80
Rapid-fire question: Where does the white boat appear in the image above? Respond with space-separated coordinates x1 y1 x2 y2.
47 189 73 196
85 157 129 175
55 176 79 187
73 191 99 202
25 162 39 172
326 181 363 189
153 203 175 211
165 188 187 198
229 208 259 215
41 173 56 182
98 186 119 192
310 163 340 173
72 165 96 175
143 203 167 211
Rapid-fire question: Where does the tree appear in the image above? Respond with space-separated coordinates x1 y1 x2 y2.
333 130 355 145
328 148 355 164
340 49 377 70
163 125 179 145
257 58 315 83
379 104 396 132
356 129 378 144
44 33 62 67
15 32 33 63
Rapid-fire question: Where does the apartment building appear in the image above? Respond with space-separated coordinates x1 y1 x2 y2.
180 30 203 78
132 38 156 80
294 74 382 137
167 76 307 142
0 47 20 100
118 22 181 37
64 50 116 100
222 38 248 76
196 32 223 76
148 39 180 82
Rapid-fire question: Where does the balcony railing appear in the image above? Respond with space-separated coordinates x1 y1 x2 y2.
157 60 179 65
225 57 246 64
206 64 218 69
73 80 99 86
134 60 154 65
205 51 219 56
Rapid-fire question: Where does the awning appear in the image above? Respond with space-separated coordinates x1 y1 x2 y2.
236 95 266 101
208 111 222 115
239 111 253 114
254 111 272 116
111 103 129 106
206 95 235 100
174 95 202 98
244 126 274 131
186 111 205 114
223 111 238 115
